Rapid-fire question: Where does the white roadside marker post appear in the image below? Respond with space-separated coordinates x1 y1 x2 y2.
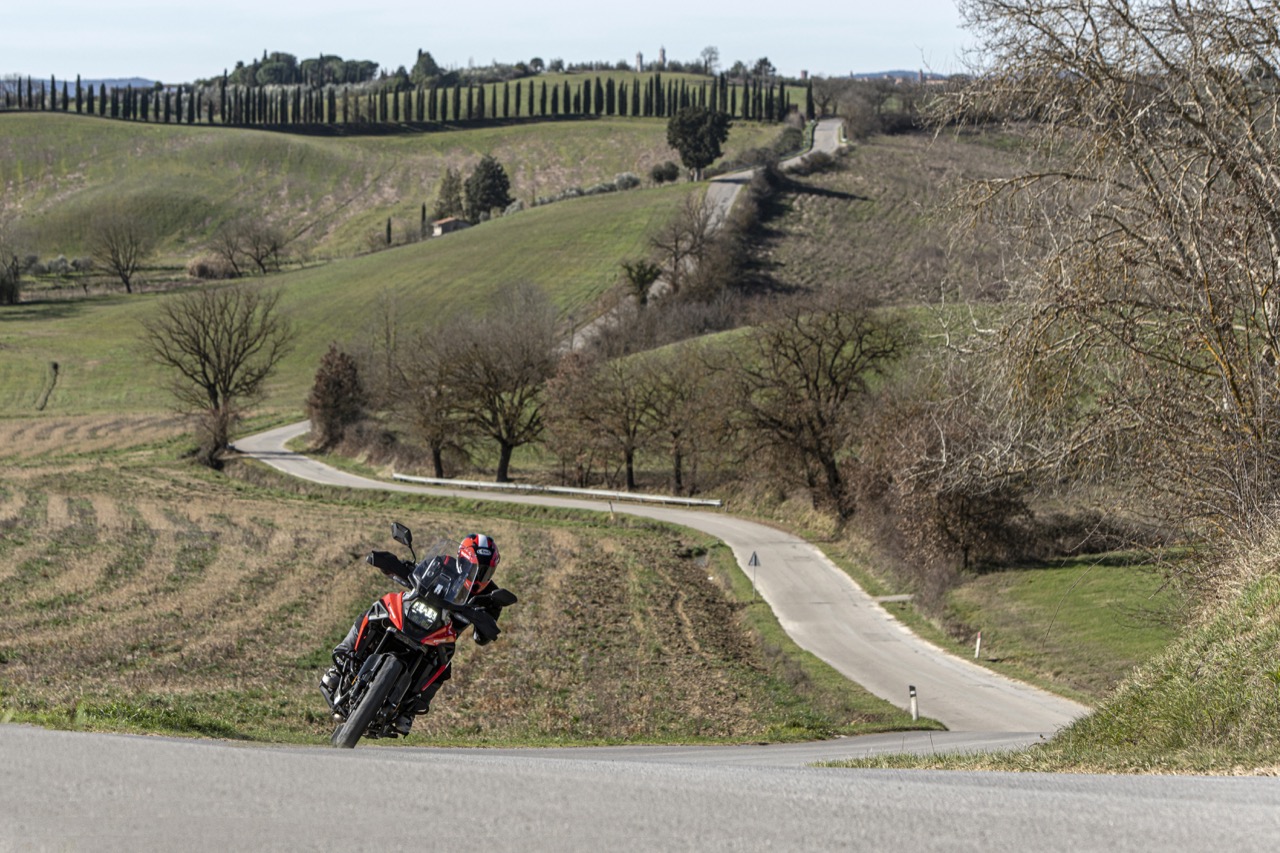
909 685 918 721
975 630 982 660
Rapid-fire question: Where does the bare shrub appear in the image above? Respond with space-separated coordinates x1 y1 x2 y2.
186 255 237 280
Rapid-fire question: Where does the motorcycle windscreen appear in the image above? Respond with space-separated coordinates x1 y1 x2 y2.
412 555 482 606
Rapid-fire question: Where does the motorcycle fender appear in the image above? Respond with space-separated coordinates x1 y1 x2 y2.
355 652 386 682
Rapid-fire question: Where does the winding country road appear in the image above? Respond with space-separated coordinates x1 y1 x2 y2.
236 420 1086 735
7 123 1279 851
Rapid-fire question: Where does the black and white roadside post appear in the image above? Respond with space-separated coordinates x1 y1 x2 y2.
909 685 918 721
748 551 760 602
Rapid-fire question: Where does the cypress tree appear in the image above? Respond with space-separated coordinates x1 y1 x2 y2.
141 90 149 122
503 81 510 118
98 84 107 117
514 81 521 117
452 84 461 121
62 81 69 112
110 87 118 119
392 87 400 122
476 84 485 119
220 74 228 123
551 85 559 115
77 76 84 114
429 86 437 122
540 81 547 116
562 80 570 115
187 86 195 123
386 218 392 245
467 86 475 120
594 76 604 114
527 79 534 116
631 78 641 116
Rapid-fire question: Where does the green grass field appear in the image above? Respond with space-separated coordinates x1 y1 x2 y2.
0 181 699 415
0 111 781 263
942 555 1181 701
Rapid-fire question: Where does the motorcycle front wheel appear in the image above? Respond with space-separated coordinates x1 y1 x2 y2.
330 656 404 749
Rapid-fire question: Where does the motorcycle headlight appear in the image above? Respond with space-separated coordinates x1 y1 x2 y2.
406 599 439 630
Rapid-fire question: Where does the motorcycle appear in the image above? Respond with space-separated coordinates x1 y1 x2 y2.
320 522 515 749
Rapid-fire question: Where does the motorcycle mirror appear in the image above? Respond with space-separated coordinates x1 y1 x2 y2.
391 522 412 547
488 589 518 607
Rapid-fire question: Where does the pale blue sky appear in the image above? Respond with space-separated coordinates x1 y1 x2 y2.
2 0 970 83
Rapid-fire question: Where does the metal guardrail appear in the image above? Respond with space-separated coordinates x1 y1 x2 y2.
391 473 723 508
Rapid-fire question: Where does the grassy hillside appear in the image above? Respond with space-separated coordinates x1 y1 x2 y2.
0 183 698 415
0 111 781 264
762 131 1028 303
0 418 923 744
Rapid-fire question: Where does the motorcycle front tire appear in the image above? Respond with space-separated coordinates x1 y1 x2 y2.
330 656 404 749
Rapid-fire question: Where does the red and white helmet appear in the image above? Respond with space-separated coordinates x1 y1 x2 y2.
458 533 500 589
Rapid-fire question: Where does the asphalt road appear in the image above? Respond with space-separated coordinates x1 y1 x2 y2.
4 724 1278 853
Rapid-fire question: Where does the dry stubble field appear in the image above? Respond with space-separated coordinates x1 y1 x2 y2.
0 415 911 744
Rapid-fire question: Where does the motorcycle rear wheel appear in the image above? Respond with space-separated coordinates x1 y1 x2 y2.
330 656 404 749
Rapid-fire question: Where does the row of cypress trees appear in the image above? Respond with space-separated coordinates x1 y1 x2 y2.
0 72 808 127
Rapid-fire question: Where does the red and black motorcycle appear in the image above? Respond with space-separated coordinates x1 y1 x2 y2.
320 522 514 749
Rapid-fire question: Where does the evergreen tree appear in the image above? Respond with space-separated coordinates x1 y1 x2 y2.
551 85 559 115
540 81 547 116
666 105 732 180
305 343 367 451
503 81 510 118
463 155 513 221
187 86 196 123
452 84 461 121
631 78 641 116
98 84 107 117
61 81 68 112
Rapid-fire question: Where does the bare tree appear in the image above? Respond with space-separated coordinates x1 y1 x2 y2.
241 220 289 274
0 229 22 305
439 283 560 481
91 212 156 293
730 293 908 518
943 0 1280 538
142 286 295 468
649 193 714 297
637 342 724 494
395 323 474 478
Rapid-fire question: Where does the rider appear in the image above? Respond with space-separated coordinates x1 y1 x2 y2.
322 532 513 735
